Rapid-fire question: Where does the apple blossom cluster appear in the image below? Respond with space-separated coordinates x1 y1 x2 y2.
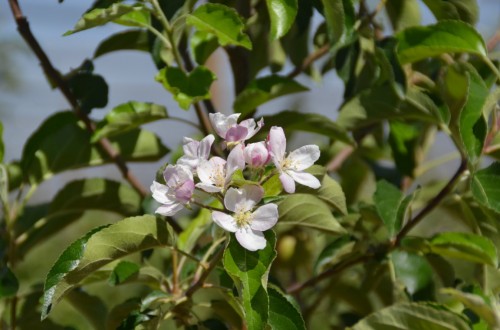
151 113 321 251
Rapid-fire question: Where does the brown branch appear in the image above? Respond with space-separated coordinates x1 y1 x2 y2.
286 44 330 79
185 245 224 297
487 29 500 52
326 146 355 172
8 0 150 197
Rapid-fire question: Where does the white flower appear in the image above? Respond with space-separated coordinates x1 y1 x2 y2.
267 126 321 193
209 112 264 145
196 144 245 192
244 142 270 167
212 185 278 251
151 165 194 216
177 134 215 172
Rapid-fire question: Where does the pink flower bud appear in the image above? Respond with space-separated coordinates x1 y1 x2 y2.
244 142 270 167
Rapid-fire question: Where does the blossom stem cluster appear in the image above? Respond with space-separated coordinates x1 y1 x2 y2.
151 113 321 250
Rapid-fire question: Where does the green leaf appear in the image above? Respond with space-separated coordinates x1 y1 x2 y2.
64 3 149 35
262 110 355 146
156 66 216 110
186 3 252 50
385 0 421 32
108 261 140 285
296 171 348 215
94 30 150 58
266 0 298 39
190 31 219 65
268 287 305 330
278 194 346 234
42 215 172 319
92 101 168 142
471 162 500 213
421 0 479 25
320 0 356 51
65 289 108 330
388 121 420 177
374 180 413 237
6 161 22 192
0 266 19 298
17 178 143 256
21 112 169 184
234 76 308 116
391 250 434 297
223 231 276 330
68 71 108 114
396 20 487 64
177 208 211 252
350 302 470 329
428 232 497 267
314 235 355 274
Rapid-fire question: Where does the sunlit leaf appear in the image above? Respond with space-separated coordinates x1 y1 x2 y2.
396 20 487 64
186 3 252 50
156 66 216 110
386 0 421 31
471 162 500 214
223 231 276 330
92 101 168 142
234 76 308 116
422 0 479 25
42 215 173 319
190 31 219 65
108 261 140 285
278 194 346 234
266 0 298 39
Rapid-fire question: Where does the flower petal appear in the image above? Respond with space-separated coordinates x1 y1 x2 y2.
287 170 321 189
195 182 221 193
251 204 278 231
226 144 245 179
164 165 193 187
241 185 264 208
150 181 174 205
209 113 240 138
181 137 198 158
224 187 244 212
175 180 195 203
212 211 238 232
235 228 267 251
287 145 320 171
225 125 248 142
199 134 215 160
280 172 296 193
242 117 264 139
197 157 226 185
155 202 183 216
268 126 286 164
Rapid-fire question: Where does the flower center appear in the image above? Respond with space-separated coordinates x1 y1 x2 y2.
234 211 253 228
281 157 296 170
209 164 226 188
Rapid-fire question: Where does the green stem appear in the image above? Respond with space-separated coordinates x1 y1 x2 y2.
483 56 500 83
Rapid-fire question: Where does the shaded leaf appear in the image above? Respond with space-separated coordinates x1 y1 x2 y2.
186 3 252 50
92 101 168 142
429 232 497 267
320 0 356 51
94 29 150 58
190 31 219 65
386 0 421 32
421 0 479 25
67 69 108 114
108 261 140 285
471 162 500 213
278 194 346 234
65 289 108 330
350 302 470 329
388 121 420 177
374 180 413 237
0 266 19 298
156 66 216 110
268 287 305 330
314 235 355 274
391 250 434 298
396 20 487 64
266 0 298 39
223 231 276 330
263 110 355 146
20 112 169 184
42 215 172 319
234 76 308 116
177 208 211 252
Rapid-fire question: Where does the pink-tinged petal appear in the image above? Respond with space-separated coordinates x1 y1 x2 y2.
175 180 195 203
235 229 267 251
280 172 296 193
268 126 286 163
164 165 193 187
209 113 240 138
195 182 222 193
224 187 243 212
198 134 215 160
155 202 183 216
244 142 269 167
251 204 278 231
182 137 198 158
197 157 226 185
225 125 248 142
241 185 264 208
287 145 320 171
150 181 174 205
212 211 238 232
226 144 245 178
243 117 264 139
287 170 321 189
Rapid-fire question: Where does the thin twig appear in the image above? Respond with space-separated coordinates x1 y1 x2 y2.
286 44 330 79
326 146 355 172
8 0 148 197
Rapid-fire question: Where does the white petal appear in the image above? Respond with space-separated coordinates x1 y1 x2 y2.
288 170 321 189
197 157 226 185
224 187 243 212
287 145 320 171
235 229 267 251
177 156 198 169
268 126 286 163
195 182 221 193
182 138 198 158
155 202 183 216
209 113 240 138
280 172 296 193
241 185 264 207
251 204 278 231
164 165 193 187
226 145 245 179
212 211 237 232
243 117 264 139
150 181 175 205
199 134 215 160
